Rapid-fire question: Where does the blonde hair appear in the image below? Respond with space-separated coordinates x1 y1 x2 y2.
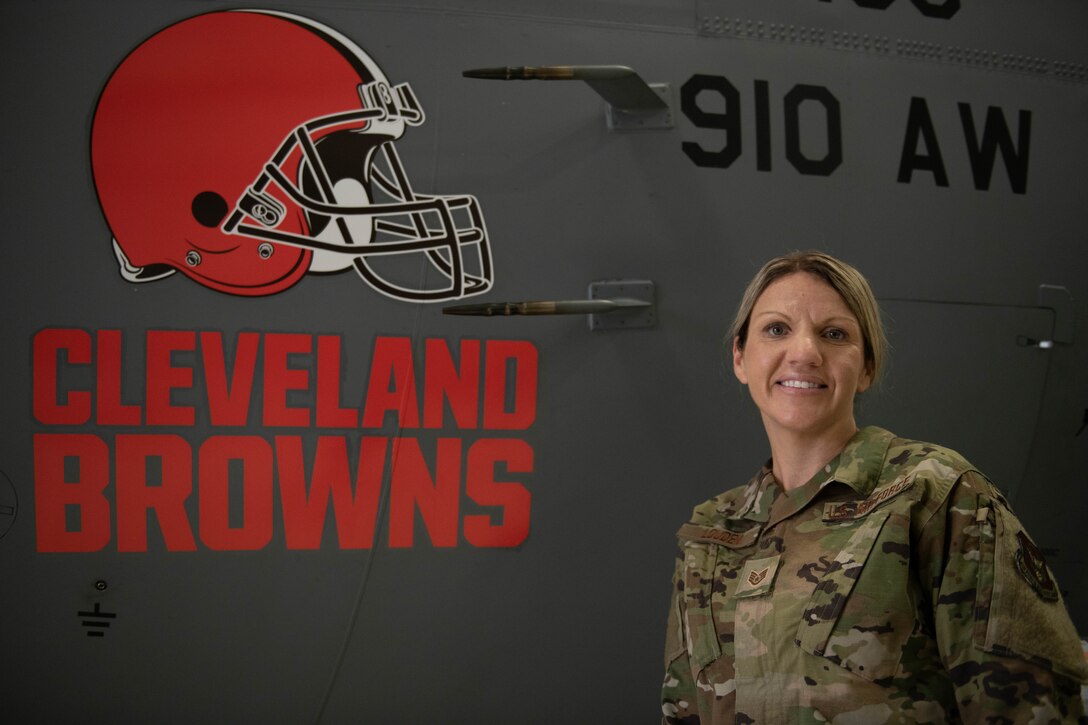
729 251 887 383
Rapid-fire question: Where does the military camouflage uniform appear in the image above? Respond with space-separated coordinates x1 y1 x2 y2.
662 426 1088 724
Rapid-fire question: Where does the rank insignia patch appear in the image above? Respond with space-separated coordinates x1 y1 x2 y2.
1014 531 1059 602
734 555 781 598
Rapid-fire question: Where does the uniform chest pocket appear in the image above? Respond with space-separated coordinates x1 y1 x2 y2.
680 542 724 672
794 509 917 682
680 541 753 672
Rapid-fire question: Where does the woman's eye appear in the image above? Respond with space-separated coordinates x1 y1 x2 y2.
824 328 846 341
766 323 787 336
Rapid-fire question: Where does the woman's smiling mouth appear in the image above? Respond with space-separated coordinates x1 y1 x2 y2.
778 379 827 389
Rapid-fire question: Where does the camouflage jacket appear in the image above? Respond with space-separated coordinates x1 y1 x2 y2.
662 426 1088 724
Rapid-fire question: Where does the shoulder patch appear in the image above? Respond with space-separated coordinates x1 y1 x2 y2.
1014 531 1059 602
823 474 914 522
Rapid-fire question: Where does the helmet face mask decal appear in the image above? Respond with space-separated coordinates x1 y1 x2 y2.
91 10 493 301
227 121 492 300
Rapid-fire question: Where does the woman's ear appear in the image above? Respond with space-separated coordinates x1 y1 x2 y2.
732 336 748 385
856 360 874 394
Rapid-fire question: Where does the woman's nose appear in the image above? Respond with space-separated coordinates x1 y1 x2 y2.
788 330 822 365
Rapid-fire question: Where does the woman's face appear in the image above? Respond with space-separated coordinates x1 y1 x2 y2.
733 272 872 443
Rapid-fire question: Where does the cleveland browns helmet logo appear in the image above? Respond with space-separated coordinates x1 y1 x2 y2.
91 10 493 301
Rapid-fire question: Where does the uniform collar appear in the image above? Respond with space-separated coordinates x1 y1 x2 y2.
736 426 895 527
720 467 778 524
820 426 895 497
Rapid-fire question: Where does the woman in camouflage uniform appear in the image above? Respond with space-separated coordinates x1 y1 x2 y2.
662 251 1087 723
